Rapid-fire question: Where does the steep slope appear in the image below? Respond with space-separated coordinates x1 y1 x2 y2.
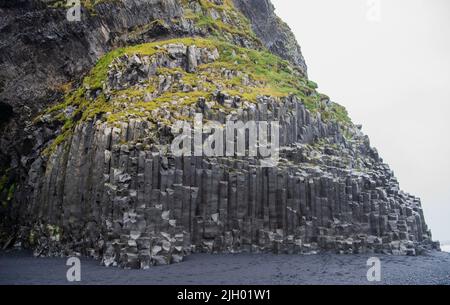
233 0 308 74
0 0 439 267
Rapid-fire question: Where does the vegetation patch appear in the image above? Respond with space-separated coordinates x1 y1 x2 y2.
40 37 352 156
182 0 261 47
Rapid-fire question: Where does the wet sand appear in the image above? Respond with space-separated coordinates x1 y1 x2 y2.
1 250 449 285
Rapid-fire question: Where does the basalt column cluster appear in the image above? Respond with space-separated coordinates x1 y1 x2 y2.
21 95 435 268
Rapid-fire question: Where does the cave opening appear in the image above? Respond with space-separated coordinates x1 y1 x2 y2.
0 102 14 125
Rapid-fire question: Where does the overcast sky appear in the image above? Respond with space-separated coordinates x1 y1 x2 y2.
272 0 450 242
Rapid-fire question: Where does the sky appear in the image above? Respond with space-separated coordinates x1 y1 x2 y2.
271 0 450 242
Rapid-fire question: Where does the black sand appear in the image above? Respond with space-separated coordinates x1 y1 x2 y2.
1 250 449 285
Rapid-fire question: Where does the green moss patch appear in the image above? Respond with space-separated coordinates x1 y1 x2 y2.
182 0 261 47
40 37 352 156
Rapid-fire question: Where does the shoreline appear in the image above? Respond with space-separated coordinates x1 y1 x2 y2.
1 250 449 285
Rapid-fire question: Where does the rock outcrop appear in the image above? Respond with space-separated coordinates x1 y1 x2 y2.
0 0 438 267
233 0 308 75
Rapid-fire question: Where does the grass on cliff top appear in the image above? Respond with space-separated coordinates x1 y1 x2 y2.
42 37 352 155
78 36 349 121
182 0 261 47
82 37 221 90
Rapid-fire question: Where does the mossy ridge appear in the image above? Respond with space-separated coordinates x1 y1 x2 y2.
83 37 222 90
41 37 352 156
182 0 261 47
98 40 332 121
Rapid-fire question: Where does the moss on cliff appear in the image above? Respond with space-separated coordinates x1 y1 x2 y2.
182 0 260 46
40 36 351 156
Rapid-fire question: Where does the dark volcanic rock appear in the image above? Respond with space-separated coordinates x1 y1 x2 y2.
0 0 439 268
17 93 437 268
233 0 308 75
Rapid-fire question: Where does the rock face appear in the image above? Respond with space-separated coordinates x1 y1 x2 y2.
22 96 435 267
0 0 438 267
233 0 308 75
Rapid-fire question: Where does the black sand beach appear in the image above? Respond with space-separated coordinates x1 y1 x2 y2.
1 250 449 285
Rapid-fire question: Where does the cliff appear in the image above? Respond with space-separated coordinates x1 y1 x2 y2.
0 0 439 268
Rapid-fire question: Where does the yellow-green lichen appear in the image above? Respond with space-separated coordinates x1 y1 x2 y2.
39 37 352 156
182 0 261 47
47 224 62 242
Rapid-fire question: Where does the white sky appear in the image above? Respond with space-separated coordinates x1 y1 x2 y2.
271 0 450 242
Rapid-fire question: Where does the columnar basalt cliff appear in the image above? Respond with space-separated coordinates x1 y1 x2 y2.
0 0 439 268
